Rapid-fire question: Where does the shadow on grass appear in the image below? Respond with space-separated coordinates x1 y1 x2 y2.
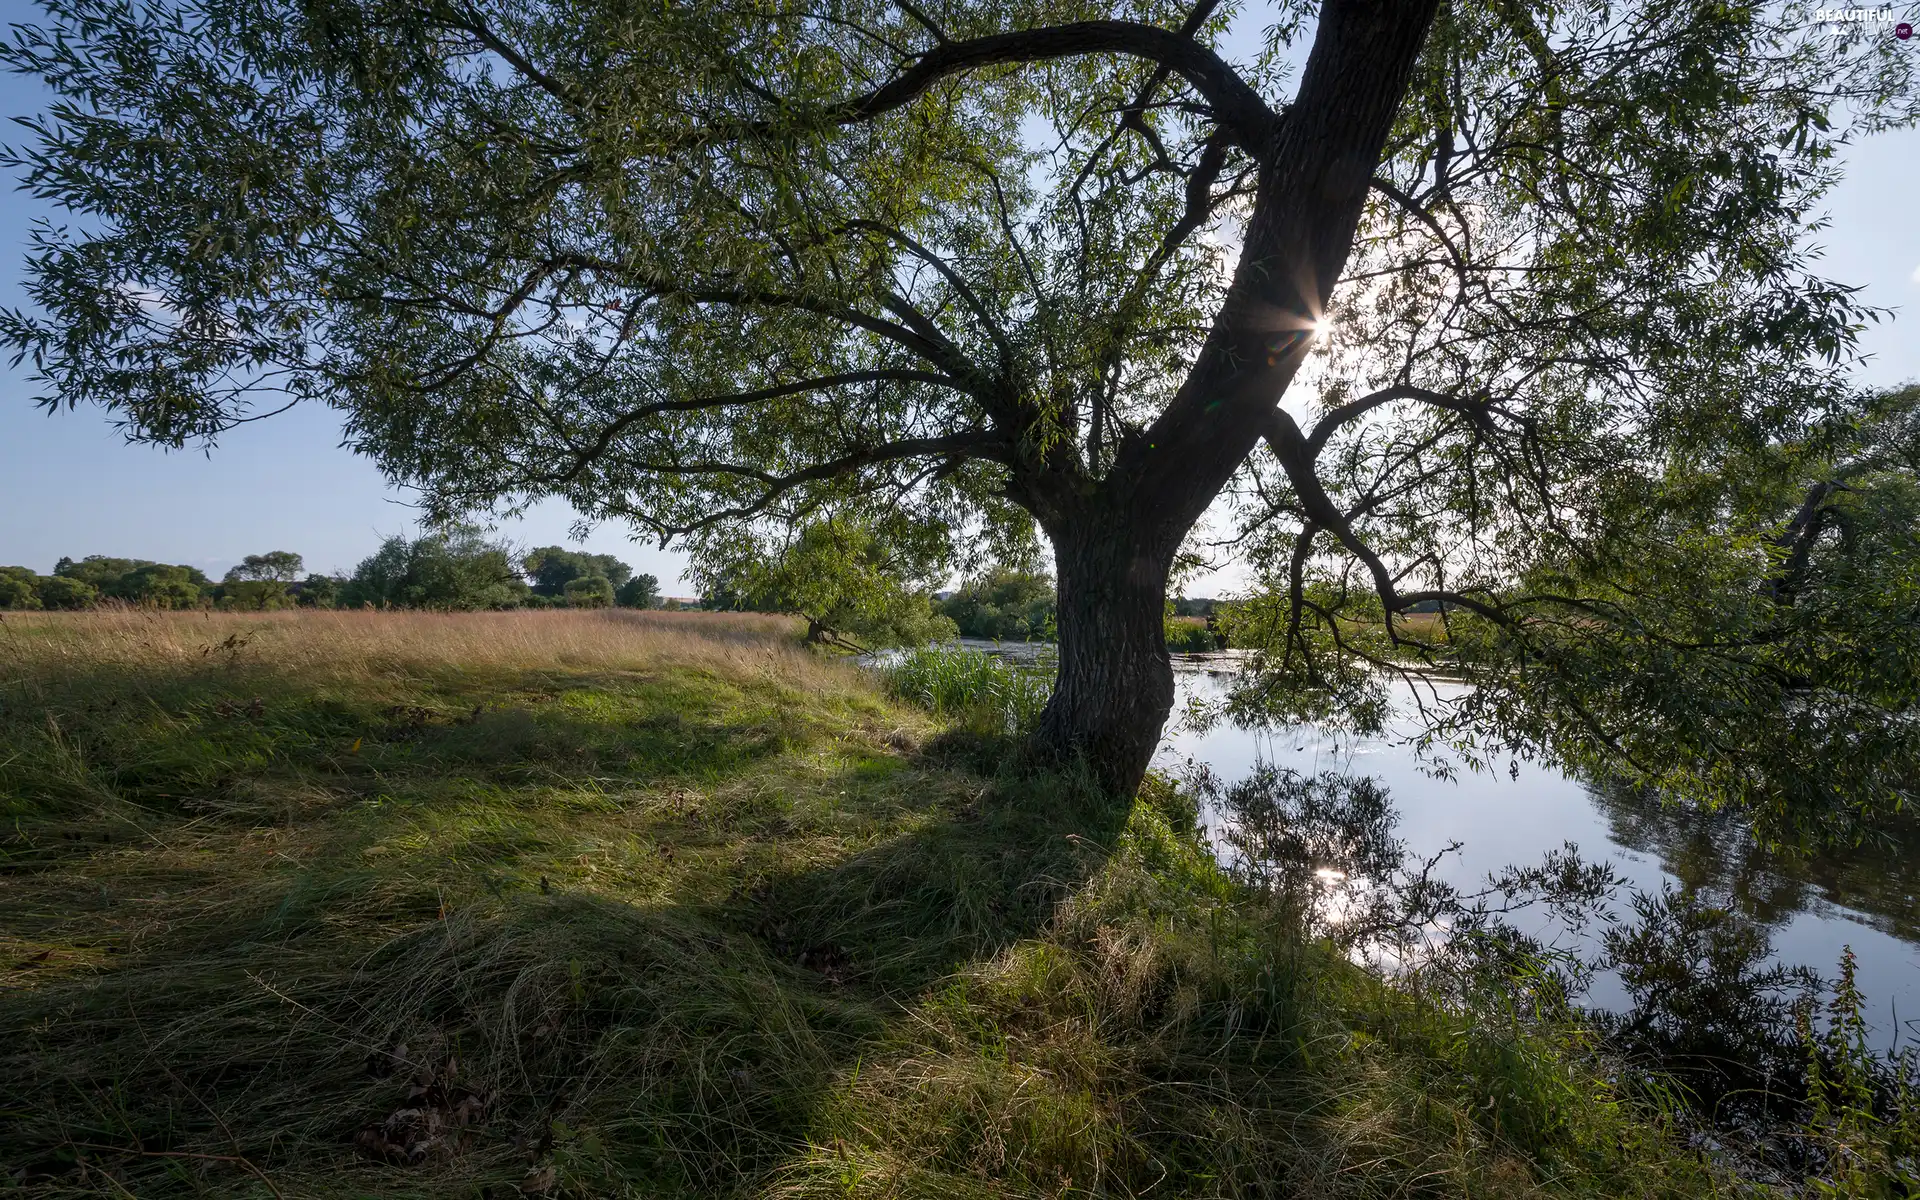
0 669 1136 1197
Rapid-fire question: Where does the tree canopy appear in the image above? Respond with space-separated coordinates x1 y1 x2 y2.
523 545 633 595
939 568 1057 642
338 526 528 610
561 573 614 608
2 0 1914 802
614 573 660 609
0 541 660 613
55 556 161 590
224 551 305 583
696 517 955 649
294 573 340 608
33 575 96 610
38 555 214 608
0 566 43 610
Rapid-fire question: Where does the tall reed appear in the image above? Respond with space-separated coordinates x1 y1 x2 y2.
878 645 1053 735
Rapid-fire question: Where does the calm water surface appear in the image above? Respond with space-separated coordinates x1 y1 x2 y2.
926 641 1920 1045
1153 659 1920 1048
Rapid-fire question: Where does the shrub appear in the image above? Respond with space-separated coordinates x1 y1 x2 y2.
1796 947 1920 1194
217 579 294 610
34 575 97 610
293 573 340 608
113 563 211 609
937 568 1056 641
523 546 632 596
615 573 660 608
563 575 614 608
1164 615 1218 652
697 519 955 649
339 526 530 610
0 566 43 610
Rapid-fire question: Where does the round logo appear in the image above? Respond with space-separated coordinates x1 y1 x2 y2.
1898 21 1914 39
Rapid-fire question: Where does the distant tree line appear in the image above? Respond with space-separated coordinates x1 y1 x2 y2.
936 569 1057 642
934 569 1223 651
0 528 665 613
2 529 1222 649
1 556 237 611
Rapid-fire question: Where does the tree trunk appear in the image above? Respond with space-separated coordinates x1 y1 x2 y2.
1022 0 1444 799
1036 523 1176 796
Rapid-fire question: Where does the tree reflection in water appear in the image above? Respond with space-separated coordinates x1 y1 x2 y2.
1189 750 1920 1175
1193 762 1620 979
1591 781 1920 944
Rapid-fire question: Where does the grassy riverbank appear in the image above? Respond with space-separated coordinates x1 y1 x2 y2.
2 610 1723 1196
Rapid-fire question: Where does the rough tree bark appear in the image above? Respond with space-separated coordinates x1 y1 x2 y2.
1032 0 1442 796
1037 516 1181 792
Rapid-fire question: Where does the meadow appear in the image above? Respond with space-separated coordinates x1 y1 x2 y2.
2 609 1724 1197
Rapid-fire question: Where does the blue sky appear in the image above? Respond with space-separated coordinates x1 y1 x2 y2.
0 5 1914 591
0 7 699 588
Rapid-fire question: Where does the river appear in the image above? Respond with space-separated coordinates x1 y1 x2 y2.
955 641 1920 1050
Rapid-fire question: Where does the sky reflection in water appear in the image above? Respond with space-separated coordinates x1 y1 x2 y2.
1156 664 1920 1050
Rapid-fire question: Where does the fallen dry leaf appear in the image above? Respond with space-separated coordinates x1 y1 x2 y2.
353 1056 493 1167
520 1164 557 1195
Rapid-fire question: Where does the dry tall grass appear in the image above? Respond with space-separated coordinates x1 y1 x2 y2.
1 606 831 689
2 607 947 1196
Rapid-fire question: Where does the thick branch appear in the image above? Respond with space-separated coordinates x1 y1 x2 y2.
844 22 1276 150
1260 406 1508 627
845 219 1015 366
543 369 963 486
717 21 1281 153
1305 384 1492 456
594 262 994 392
609 431 1005 536
1767 479 1840 606
1121 0 1444 534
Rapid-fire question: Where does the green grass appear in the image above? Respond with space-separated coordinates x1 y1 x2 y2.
879 645 1053 736
0 610 1732 1197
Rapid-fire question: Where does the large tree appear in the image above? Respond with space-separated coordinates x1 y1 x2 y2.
695 516 958 649
522 545 634 595
2 0 1912 795
224 551 306 583
339 525 529 609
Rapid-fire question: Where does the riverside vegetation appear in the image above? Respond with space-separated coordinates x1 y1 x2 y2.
1 611 1912 1197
